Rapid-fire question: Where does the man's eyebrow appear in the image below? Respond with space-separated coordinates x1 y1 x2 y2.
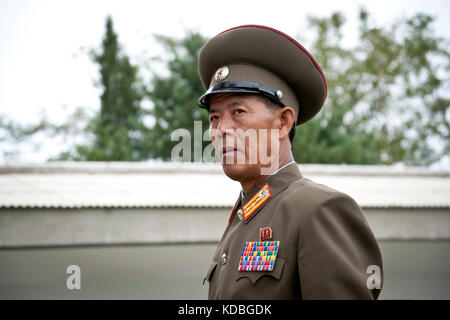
227 100 248 108
208 99 249 114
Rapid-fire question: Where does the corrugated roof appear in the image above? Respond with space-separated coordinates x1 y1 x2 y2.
0 162 449 209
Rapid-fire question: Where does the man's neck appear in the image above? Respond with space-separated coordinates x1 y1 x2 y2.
240 153 294 195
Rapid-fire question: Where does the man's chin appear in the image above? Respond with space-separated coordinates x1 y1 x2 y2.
221 163 257 181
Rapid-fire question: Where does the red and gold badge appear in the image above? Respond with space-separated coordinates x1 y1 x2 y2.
259 227 272 242
243 183 271 221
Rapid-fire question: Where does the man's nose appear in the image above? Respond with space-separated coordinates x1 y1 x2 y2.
217 115 235 137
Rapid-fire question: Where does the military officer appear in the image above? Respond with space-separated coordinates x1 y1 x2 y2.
197 25 383 299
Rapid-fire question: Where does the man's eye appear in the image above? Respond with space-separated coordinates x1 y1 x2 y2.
234 109 245 114
210 115 219 121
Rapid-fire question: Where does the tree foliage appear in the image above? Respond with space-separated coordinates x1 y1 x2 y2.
145 32 208 160
62 16 147 161
1 11 448 166
293 10 450 165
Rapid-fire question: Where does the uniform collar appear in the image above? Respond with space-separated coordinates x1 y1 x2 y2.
240 162 302 223
240 161 296 200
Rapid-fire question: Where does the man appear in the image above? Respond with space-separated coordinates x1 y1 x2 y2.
198 25 383 299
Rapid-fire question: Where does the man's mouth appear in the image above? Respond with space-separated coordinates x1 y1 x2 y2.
222 147 238 155
221 145 246 157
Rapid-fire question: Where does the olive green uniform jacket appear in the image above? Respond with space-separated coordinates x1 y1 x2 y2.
205 163 383 299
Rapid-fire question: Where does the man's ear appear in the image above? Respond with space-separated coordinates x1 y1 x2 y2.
278 106 296 140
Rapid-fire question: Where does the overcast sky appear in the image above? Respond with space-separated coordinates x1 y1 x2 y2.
0 0 449 163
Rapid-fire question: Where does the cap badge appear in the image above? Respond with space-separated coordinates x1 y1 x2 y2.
214 66 229 82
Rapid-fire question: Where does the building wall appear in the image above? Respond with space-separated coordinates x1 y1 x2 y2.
1 207 449 299
1 207 449 247
0 241 449 299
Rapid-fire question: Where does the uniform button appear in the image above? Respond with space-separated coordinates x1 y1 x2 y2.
237 209 244 221
221 253 228 265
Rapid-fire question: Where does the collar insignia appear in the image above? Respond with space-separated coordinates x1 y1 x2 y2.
243 183 271 222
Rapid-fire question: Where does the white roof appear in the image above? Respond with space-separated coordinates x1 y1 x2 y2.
0 162 449 209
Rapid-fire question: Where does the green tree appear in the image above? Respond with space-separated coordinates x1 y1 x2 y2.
66 15 147 161
0 107 92 162
1 11 448 166
293 10 450 165
145 31 208 160
143 11 449 165
0 16 148 162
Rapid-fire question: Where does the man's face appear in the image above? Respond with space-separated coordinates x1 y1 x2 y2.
208 93 281 181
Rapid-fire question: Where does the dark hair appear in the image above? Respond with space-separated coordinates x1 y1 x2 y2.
256 95 296 143
288 124 296 142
